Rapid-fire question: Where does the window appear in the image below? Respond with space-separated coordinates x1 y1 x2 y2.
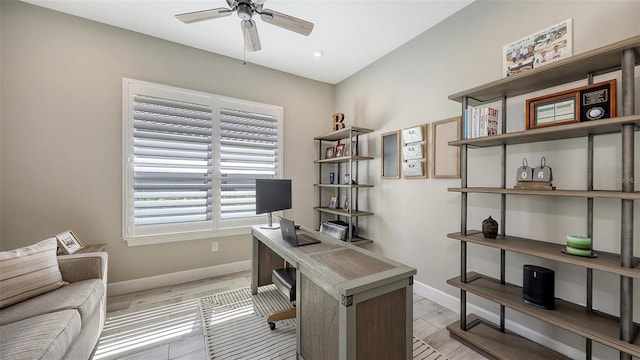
123 79 282 245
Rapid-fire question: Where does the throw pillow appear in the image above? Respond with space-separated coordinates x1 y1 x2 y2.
0 237 67 309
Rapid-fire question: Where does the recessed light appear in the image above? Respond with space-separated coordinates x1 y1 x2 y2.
313 50 324 57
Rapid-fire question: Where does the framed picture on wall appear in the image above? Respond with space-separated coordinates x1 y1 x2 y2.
381 131 400 179
401 124 428 179
432 117 461 179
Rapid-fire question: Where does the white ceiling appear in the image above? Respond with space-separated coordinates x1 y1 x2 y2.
21 0 473 84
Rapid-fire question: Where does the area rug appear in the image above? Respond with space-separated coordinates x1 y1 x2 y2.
199 286 448 360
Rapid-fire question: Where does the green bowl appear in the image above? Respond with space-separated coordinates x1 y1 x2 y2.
567 235 591 250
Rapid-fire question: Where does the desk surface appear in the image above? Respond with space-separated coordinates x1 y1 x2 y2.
251 225 416 299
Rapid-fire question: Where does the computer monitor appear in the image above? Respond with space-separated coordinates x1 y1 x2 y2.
255 179 292 229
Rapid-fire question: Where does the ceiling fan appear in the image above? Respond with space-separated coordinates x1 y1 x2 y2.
175 0 314 52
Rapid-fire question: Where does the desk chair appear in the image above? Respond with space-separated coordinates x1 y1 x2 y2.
267 224 347 330
267 266 296 330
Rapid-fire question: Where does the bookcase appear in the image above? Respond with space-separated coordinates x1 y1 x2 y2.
446 36 640 359
314 126 374 245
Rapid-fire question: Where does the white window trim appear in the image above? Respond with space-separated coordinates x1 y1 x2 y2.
122 78 283 246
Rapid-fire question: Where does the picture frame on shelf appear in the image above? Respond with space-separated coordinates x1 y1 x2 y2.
343 198 351 212
55 230 84 255
343 173 351 184
328 196 337 209
325 146 335 159
335 143 345 158
344 138 357 156
432 117 461 179
381 130 400 179
525 79 616 130
502 18 573 77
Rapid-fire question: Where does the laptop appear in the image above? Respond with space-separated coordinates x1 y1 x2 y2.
279 217 321 247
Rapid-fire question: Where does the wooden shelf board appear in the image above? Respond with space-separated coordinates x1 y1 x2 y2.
449 115 640 147
314 126 374 141
314 155 374 164
448 231 640 279
448 272 640 357
447 314 570 360
448 187 640 200
314 184 373 188
448 35 640 103
314 207 373 217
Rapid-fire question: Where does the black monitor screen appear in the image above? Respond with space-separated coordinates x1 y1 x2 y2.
255 179 292 215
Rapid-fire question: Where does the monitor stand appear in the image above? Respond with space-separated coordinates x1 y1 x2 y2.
260 212 280 229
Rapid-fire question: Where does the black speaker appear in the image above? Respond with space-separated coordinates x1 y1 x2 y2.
523 265 555 310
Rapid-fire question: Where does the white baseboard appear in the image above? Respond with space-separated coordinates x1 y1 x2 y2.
413 279 594 360
107 260 251 296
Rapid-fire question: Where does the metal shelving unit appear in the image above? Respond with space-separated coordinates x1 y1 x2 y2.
447 35 640 359
314 126 374 245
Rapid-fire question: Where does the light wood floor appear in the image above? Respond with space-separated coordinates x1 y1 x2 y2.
92 271 485 360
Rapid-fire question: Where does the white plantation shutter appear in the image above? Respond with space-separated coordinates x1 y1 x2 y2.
219 106 280 221
123 79 283 244
132 95 213 227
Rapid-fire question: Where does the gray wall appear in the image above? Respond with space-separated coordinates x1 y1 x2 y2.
335 0 639 358
0 0 333 283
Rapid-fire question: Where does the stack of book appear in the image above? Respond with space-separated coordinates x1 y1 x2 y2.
463 107 499 139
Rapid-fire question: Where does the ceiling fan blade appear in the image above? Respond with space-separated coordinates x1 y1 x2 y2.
242 19 262 51
175 8 232 24
260 9 313 36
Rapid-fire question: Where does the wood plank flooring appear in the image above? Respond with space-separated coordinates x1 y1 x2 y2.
92 271 485 360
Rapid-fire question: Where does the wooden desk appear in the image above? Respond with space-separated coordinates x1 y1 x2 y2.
251 225 416 360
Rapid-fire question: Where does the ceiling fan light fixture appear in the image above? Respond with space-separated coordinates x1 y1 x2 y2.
237 3 253 20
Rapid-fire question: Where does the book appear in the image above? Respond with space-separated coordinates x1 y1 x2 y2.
463 107 499 139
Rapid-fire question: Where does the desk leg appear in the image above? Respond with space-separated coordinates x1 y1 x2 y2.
251 235 259 295
251 234 285 296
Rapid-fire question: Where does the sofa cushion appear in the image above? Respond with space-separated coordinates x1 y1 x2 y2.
0 309 81 360
0 237 67 309
0 279 104 326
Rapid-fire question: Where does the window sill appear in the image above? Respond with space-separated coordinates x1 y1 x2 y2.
125 226 252 247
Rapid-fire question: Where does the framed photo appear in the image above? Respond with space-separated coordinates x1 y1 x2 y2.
55 230 84 255
503 18 573 77
526 79 616 130
343 173 351 184
328 196 337 209
343 198 351 212
381 130 400 179
345 139 358 156
325 146 335 159
432 117 461 179
335 143 345 158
